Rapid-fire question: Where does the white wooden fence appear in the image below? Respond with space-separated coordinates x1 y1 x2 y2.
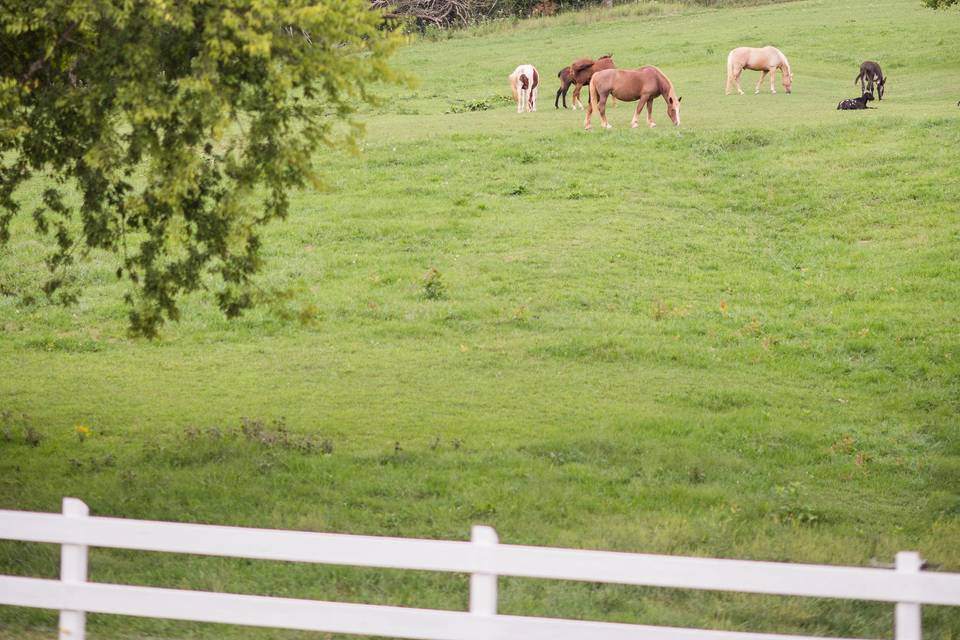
2 498 959 640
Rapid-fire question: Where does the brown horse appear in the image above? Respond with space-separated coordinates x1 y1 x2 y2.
726 46 792 95
555 55 615 110
584 66 681 130
855 61 886 100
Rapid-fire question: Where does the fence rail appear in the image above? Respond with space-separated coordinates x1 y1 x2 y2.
2 498 959 640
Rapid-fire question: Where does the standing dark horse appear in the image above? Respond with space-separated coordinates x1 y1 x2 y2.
585 66 681 130
855 61 886 100
555 55 615 110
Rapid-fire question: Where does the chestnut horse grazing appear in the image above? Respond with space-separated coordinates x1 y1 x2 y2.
585 66 681 130
509 64 540 113
555 55 615 110
726 46 793 95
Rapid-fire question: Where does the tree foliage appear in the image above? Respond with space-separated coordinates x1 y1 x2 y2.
922 0 958 6
1 0 403 336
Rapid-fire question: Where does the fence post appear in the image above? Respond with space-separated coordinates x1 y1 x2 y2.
59 498 89 640
895 551 922 640
470 525 499 618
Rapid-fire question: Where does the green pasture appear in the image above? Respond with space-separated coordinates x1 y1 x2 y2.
2 0 959 637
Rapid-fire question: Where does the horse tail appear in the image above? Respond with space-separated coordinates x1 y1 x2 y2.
725 50 735 91
854 71 862 86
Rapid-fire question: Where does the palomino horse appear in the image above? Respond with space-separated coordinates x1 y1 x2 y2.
509 64 540 113
726 46 793 95
855 61 886 100
555 55 615 110
584 66 681 130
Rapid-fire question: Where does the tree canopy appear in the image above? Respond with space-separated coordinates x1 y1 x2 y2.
1 0 403 336
922 0 958 6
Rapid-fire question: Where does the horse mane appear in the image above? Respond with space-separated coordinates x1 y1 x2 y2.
642 65 676 99
778 49 792 77
571 58 594 74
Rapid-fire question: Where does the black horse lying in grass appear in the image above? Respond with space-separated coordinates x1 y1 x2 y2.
837 92 874 110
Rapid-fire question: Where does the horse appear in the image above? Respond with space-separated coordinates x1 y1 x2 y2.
726 46 793 95
855 61 886 100
584 66 681 130
837 91 874 110
509 64 540 113
555 55 615 110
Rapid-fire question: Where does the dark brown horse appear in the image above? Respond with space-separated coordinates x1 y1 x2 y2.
555 55 615 110
585 66 681 130
855 61 886 100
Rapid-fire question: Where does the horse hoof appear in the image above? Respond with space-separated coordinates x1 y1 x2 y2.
603 123 613 129
631 122 639 128
649 123 656 128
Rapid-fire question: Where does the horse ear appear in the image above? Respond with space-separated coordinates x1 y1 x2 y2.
678 96 682 103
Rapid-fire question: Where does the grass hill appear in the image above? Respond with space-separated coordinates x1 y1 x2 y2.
1 0 959 638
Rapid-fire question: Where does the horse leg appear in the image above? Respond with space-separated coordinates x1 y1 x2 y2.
755 69 767 94
531 86 538 112
734 68 745 95
769 68 777 94
555 86 563 109
599 93 612 129
631 96 647 128
518 88 526 113
645 97 656 128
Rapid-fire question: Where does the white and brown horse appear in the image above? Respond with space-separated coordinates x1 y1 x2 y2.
726 46 793 95
509 64 540 113
585 66 681 130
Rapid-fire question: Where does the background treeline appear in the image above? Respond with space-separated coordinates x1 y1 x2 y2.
371 0 799 29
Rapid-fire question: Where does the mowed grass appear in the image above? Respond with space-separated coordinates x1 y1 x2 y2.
2 0 960 638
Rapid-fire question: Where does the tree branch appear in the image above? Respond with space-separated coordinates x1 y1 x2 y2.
19 21 78 85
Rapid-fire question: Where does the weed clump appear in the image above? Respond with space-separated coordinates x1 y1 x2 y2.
239 417 334 454
1 410 42 447
422 267 447 300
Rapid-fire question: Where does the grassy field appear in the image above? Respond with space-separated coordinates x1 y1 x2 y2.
2 0 960 638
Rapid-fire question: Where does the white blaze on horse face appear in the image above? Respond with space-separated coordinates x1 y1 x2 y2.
668 96 681 126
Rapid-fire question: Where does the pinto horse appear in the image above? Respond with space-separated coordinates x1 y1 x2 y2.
584 66 681 130
555 55 615 110
509 64 540 113
726 46 793 95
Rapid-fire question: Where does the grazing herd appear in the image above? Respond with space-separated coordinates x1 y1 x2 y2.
510 49 903 127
